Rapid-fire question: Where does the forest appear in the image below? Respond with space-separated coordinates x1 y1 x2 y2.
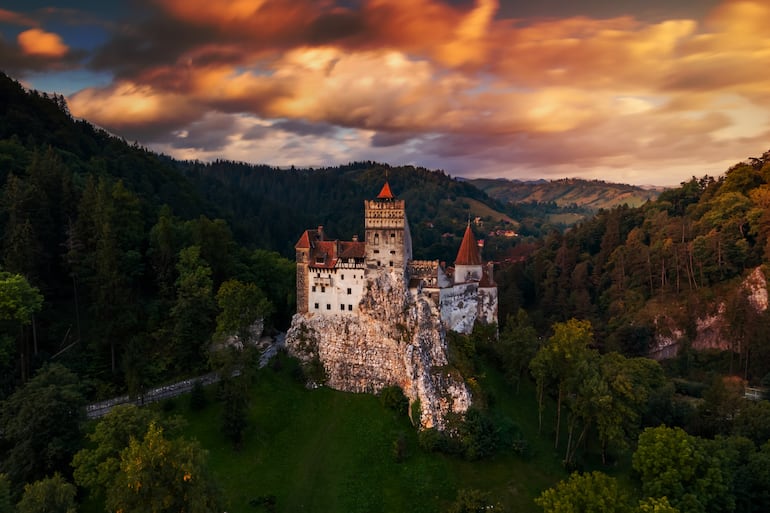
2 70 770 512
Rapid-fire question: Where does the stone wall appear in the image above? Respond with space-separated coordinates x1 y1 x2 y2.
285 269 471 430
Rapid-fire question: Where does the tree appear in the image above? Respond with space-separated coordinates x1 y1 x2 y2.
0 474 11 513
16 474 77 513
210 341 259 450
636 497 680 513
71 176 144 375
221 379 249 450
595 354 664 464
72 404 182 499
530 319 595 447
498 309 539 393
105 422 222 513
632 426 732 513
0 363 84 488
733 399 770 446
0 270 43 385
535 471 631 513
214 279 272 344
171 246 216 373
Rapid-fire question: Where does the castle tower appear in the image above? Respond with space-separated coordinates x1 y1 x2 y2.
454 222 483 283
364 181 412 272
294 227 321 314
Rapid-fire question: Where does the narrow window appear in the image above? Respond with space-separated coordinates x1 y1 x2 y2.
374 233 379 245
321 286 326 293
326 304 331 310
347 288 352 295
314 302 319 309
312 286 316 292
348 304 353 311
340 304 345 311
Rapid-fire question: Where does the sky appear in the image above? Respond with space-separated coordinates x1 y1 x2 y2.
1 0 769 186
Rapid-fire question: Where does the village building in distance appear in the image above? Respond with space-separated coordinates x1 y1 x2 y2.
294 182 498 333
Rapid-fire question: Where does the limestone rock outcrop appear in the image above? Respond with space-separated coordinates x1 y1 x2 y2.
286 270 471 430
650 266 768 359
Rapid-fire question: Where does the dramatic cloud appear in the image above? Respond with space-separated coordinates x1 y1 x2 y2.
17 28 68 57
7 0 768 184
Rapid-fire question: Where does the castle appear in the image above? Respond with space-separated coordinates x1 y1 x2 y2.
294 182 498 333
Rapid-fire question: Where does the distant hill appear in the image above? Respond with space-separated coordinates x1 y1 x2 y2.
469 177 662 211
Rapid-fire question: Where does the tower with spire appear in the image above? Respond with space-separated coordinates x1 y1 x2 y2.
364 181 412 272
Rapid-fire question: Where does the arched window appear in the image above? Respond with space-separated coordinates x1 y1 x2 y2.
374 233 379 245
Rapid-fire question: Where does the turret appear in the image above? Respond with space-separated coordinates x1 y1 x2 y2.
364 181 412 272
454 223 483 283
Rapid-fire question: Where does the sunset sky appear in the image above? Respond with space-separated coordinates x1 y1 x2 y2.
1 0 769 185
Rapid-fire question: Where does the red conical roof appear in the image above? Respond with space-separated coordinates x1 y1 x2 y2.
455 224 482 265
376 181 395 199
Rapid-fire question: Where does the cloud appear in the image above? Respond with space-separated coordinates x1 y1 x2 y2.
55 0 770 184
271 119 338 136
0 8 37 26
17 28 69 57
67 81 204 140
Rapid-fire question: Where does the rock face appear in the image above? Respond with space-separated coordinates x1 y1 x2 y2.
286 270 471 430
650 266 768 359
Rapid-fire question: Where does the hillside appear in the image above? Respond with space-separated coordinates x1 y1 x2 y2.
174 160 517 262
498 154 770 383
470 177 661 211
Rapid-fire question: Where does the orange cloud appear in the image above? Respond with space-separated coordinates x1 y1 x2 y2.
17 28 69 58
68 81 202 138
65 0 770 184
0 8 37 26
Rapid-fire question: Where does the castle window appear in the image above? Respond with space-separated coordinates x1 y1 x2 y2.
347 288 352 295
374 233 379 245
374 249 379 254
340 304 345 311
390 250 396 255
312 286 316 292
341 274 344 280
389 261 393 267
314 302 319 309
391 233 396 241
321 286 326 293
348 304 353 311
315 256 324 264
326 304 331 310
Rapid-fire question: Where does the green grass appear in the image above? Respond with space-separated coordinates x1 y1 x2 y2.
175 356 569 513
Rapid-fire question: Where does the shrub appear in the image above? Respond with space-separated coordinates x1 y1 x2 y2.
379 386 408 415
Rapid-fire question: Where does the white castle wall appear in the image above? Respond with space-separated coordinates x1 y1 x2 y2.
307 267 366 314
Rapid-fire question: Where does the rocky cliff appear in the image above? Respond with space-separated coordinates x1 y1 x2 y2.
285 269 471 430
650 266 768 358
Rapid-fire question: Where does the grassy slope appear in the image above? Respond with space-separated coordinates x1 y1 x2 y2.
463 197 518 226
179 357 567 513
471 178 659 211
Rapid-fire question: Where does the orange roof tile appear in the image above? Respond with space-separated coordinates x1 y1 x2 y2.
376 181 395 199
340 241 366 259
295 230 312 249
455 224 482 265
